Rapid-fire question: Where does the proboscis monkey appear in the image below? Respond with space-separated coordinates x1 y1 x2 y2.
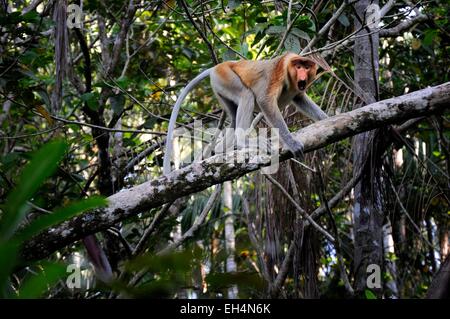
163 52 328 174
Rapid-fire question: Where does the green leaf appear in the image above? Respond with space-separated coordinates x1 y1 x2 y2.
80 92 99 111
17 197 107 241
116 76 130 89
365 289 377 299
252 31 266 47
0 241 19 297
292 28 311 41
240 42 248 57
143 116 158 130
423 29 438 46
110 94 125 115
0 152 21 173
0 140 68 241
18 262 66 299
284 34 301 53
5 12 22 24
266 25 286 34
22 11 40 23
19 50 39 65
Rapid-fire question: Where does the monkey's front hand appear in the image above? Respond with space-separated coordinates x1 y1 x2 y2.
286 139 305 160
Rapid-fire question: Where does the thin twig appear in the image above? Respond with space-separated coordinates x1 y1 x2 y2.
316 165 354 295
268 239 297 298
302 1 354 53
242 196 272 284
265 175 335 242
0 125 64 139
48 114 167 136
132 203 173 256
158 185 222 255
180 0 219 65
274 1 307 56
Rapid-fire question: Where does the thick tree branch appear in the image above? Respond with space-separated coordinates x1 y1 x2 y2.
20 82 450 262
380 14 430 37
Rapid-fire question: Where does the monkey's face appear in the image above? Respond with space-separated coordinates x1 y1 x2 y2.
291 59 317 92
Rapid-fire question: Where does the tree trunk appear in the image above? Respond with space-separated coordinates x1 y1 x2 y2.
51 0 68 113
352 0 385 297
426 254 450 299
223 181 238 298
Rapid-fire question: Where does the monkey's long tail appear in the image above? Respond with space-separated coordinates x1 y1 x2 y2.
163 68 212 175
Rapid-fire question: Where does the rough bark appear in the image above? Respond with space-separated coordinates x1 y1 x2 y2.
352 0 384 297
51 0 68 113
426 255 450 299
20 82 450 262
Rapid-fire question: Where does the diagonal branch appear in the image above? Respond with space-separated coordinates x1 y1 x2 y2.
157 185 222 255
20 82 450 262
106 0 137 76
380 13 430 37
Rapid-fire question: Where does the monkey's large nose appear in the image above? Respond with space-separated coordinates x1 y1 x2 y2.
298 80 307 90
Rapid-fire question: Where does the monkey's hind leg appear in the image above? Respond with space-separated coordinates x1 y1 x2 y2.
213 94 238 154
235 88 255 150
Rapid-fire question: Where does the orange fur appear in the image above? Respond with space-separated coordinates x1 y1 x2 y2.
307 65 318 84
215 62 234 82
289 55 318 89
230 60 261 88
268 55 287 98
